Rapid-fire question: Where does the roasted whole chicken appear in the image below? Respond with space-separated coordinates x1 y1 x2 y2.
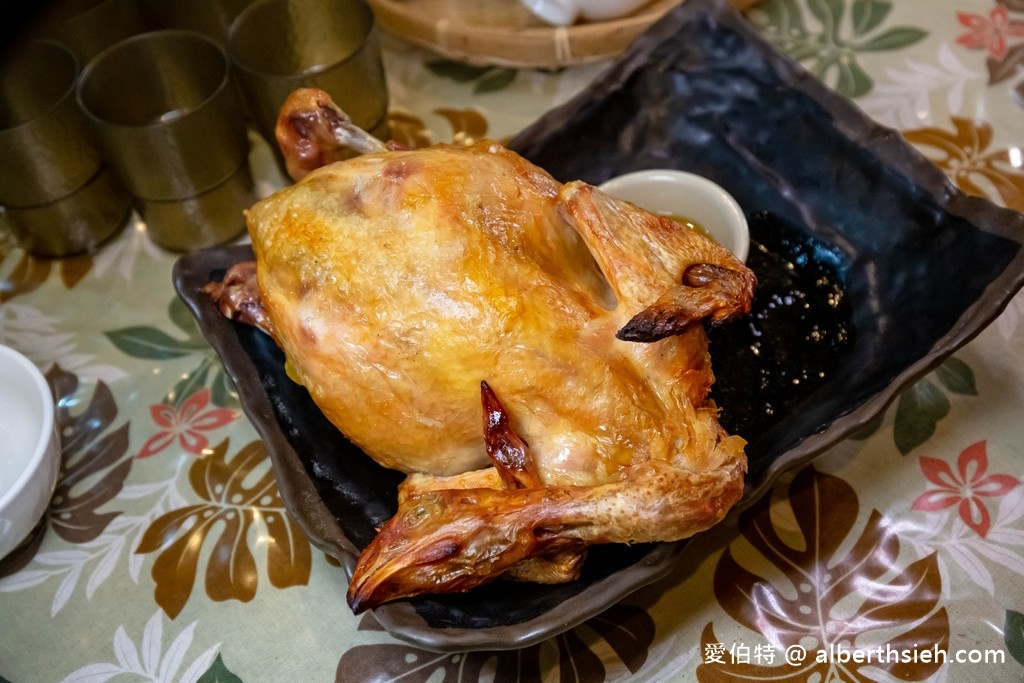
205 89 756 612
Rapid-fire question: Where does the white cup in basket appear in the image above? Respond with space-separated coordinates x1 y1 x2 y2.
520 0 653 26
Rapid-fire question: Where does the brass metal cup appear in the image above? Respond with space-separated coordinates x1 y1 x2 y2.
139 0 258 45
135 163 254 252
36 0 147 64
76 30 252 251
0 40 130 257
2 165 131 257
226 0 390 162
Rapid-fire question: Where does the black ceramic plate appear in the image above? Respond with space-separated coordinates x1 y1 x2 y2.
173 0 1024 652
509 0 1024 502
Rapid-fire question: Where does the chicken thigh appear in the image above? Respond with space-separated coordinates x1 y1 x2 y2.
206 89 756 611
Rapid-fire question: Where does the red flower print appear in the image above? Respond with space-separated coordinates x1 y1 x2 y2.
956 4 1024 60
911 440 1019 537
137 389 239 459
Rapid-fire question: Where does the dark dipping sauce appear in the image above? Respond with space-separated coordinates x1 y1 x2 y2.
708 211 855 454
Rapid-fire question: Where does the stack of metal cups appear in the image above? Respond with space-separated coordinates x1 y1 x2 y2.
76 30 252 251
0 40 132 257
2 0 254 255
2 0 391 256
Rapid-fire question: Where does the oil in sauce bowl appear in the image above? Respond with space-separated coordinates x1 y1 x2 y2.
664 214 714 241
598 169 749 261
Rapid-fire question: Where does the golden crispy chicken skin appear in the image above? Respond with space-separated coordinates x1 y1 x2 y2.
207 88 756 611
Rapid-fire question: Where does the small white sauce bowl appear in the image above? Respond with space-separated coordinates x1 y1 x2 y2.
599 169 750 262
0 345 60 560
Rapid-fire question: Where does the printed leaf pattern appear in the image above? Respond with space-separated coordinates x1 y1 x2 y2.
0 242 94 303
106 298 238 408
934 357 978 395
893 357 977 455
383 108 492 149
748 0 926 97
135 440 311 619
0 365 136 616
48 365 133 544
697 465 948 681
0 249 50 302
59 610 220 683
894 378 950 455
858 44 977 130
990 43 1024 84
851 356 976 451
336 602 655 682
0 368 144 618
902 117 1024 211
1 302 127 384
426 60 519 94
387 111 435 150
1006 609 1024 666
434 108 491 146
197 654 244 683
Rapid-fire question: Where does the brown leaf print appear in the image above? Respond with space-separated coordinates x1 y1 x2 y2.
697 466 948 682
434 108 490 146
48 365 132 543
1 367 130 575
387 111 434 150
0 517 47 578
987 43 1024 84
0 243 93 301
136 439 311 619
0 250 52 302
1 366 130 574
903 117 1024 210
376 109 493 150
336 602 655 683
58 253 93 288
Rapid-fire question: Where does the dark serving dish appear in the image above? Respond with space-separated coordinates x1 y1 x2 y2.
173 0 1024 652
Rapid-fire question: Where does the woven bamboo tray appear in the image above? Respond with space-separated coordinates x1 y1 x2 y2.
369 0 758 68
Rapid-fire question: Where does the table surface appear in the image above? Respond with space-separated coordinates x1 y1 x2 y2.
3 0 1024 680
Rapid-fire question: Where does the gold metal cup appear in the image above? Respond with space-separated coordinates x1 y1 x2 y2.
36 0 147 64
139 0 258 45
226 0 390 160
135 163 253 252
2 165 132 257
0 40 130 257
76 30 252 251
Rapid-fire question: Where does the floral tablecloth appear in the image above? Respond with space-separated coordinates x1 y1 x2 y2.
3 0 1024 681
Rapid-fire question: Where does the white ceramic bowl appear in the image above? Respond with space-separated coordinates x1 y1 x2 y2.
599 169 749 262
520 0 652 26
0 345 60 559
